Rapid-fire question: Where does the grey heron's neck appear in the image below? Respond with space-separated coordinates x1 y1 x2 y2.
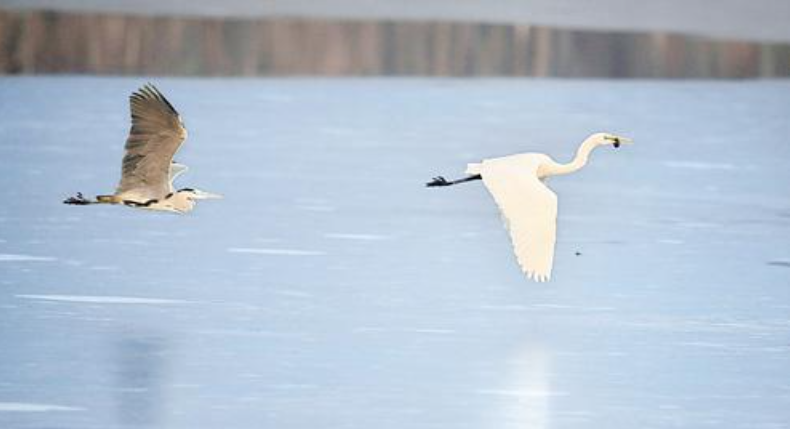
540 137 598 178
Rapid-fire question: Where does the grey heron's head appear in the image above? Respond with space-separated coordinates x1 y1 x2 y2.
165 188 222 213
589 132 633 149
177 188 223 201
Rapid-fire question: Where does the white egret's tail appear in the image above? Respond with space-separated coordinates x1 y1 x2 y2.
466 163 482 175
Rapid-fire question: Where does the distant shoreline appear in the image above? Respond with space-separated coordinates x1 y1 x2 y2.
2 0 790 43
1 8 787 78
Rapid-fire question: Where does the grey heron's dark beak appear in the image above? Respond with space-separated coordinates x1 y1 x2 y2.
193 190 223 200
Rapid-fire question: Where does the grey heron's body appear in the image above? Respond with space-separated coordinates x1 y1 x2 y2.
64 84 221 213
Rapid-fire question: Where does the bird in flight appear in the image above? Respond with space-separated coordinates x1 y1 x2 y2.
64 84 221 213
426 133 632 282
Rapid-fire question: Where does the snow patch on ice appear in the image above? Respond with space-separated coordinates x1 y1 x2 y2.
0 402 84 412
479 304 531 312
352 327 456 335
662 160 738 171
15 294 192 305
320 127 357 136
268 383 319 390
228 247 325 256
297 205 336 212
88 265 120 271
324 233 392 241
408 328 457 335
0 254 56 262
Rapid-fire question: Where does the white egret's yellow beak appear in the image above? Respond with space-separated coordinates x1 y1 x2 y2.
616 136 634 144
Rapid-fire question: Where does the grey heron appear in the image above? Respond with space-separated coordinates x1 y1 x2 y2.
64 84 221 213
426 133 632 282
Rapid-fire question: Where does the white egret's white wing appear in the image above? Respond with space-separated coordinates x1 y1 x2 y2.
479 155 558 282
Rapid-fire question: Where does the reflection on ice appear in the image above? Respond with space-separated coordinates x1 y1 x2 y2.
485 347 554 429
114 336 169 428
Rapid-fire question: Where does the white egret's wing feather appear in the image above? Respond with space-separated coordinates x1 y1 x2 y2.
116 84 187 200
480 156 558 282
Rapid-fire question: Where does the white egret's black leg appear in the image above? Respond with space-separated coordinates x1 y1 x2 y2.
426 174 482 187
63 192 94 205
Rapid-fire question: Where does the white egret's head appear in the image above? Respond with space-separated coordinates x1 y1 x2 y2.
589 132 633 149
601 133 634 148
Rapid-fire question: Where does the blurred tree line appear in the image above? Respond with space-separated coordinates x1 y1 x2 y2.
0 9 787 77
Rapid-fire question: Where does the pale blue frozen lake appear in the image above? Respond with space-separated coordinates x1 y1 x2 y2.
1 77 789 428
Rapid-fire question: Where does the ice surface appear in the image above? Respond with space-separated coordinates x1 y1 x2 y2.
1 77 789 429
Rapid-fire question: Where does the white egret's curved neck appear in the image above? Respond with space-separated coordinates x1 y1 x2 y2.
541 137 599 178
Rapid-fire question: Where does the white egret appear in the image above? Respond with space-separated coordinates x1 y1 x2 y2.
64 84 221 213
426 133 632 282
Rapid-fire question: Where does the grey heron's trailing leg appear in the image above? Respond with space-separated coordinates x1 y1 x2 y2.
63 193 116 205
426 175 482 187
63 192 94 205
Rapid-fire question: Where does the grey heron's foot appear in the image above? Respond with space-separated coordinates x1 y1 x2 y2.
63 192 93 205
426 176 451 187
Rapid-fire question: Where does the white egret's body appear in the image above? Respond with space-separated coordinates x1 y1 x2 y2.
64 84 221 213
466 153 558 281
428 133 632 282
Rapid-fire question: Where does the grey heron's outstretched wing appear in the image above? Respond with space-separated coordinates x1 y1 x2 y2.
115 84 187 200
479 156 558 282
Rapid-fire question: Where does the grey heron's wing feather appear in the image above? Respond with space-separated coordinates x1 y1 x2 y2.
116 84 187 199
169 163 188 189
480 156 558 282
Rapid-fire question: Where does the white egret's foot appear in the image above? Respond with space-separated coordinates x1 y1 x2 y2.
426 175 482 187
426 176 451 187
63 192 93 205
